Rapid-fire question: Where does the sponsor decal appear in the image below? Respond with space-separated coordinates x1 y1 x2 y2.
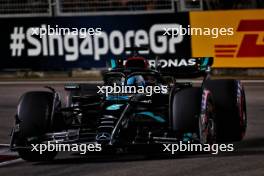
148 58 196 68
1 13 191 69
96 132 111 141
9 24 186 61
190 10 264 68
214 20 264 58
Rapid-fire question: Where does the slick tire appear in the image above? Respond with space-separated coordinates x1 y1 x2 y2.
204 79 247 142
14 91 59 161
171 87 202 133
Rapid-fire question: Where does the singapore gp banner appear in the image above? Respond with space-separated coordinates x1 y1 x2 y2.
0 13 191 70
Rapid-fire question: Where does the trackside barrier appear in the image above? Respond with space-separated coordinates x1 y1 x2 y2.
1 10 264 70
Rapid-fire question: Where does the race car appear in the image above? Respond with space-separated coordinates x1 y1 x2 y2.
10 49 247 161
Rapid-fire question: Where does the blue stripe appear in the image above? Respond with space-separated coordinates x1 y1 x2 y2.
201 57 209 67
110 59 116 69
136 111 165 123
106 104 123 110
106 95 129 101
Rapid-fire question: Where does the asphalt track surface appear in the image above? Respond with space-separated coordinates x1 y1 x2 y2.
0 81 263 176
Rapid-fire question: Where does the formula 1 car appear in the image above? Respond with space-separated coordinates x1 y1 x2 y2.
10 49 247 161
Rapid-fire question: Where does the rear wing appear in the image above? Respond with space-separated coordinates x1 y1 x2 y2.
156 57 213 78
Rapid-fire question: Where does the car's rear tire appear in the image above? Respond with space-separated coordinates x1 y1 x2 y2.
204 79 247 142
14 91 59 161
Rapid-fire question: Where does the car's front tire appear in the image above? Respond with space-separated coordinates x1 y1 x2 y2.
171 87 216 145
198 90 217 145
204 79 247 142
12 91 60 161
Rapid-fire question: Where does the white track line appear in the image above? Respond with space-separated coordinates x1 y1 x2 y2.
0 80 263 85
0 144 21 167
0 144 17 156
0 158 23 167
241 80 264 83
0 151 17 156
0 144 10 147
0 148 10 155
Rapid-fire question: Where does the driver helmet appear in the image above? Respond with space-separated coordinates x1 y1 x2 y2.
126 75 145 86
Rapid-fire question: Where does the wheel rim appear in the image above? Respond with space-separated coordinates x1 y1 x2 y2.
237 84 247 139
199 93 216 145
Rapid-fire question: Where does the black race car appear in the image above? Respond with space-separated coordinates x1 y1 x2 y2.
10 52 247 161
